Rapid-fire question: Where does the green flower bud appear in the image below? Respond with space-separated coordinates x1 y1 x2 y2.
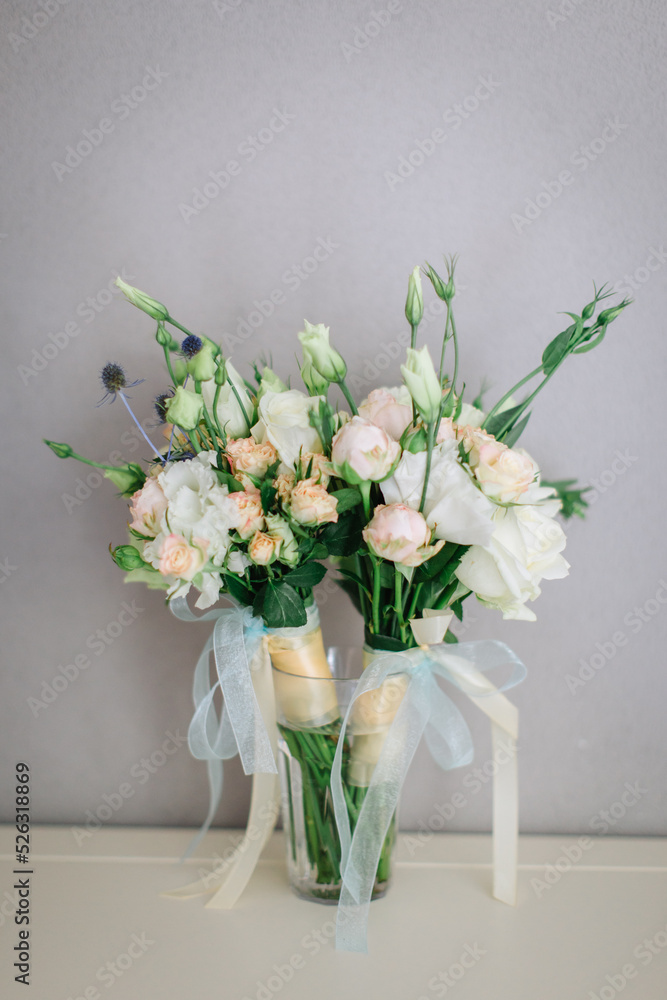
258 367 288 398
422 261 449 301
300 358 329 396
165 385 204 430
214 356 227 386
298 321 346 382
186 342 217 381
597 303 628 324
401 346 442 423
172 359 188 385
104 463 146 496
401 425 428 453
156 322 180 350
115 277 169 322
405 266 424 326
110 544 151 571
201 336 221 357
265 513 299 567
44 439 74 459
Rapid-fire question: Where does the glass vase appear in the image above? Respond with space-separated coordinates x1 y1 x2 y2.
268 618 406 903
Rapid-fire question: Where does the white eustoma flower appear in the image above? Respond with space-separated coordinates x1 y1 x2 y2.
380 440 495 546
253 389 324 470
455 493 569 620
189 361 253 438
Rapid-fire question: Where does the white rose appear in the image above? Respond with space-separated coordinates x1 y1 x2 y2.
252 389 324 470
380 440 495 546
456 402 486 428
455 497 569 620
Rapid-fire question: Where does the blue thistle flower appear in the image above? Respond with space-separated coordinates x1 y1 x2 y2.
181 335 203 359
154 389 175 423
98 362 144 406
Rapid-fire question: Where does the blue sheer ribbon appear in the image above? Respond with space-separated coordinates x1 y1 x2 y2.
169 596 277 858
330 640 527 952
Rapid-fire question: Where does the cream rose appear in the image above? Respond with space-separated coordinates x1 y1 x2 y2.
455 495 569 620
253 389 323 470
226 436 278 478
157 533 207 580
363 503 443 567
289 478 338 526
331 416 400 483
225 490 265 539
358 387 413 441
473 443 536 502
248 530 280 566
128 479 168 536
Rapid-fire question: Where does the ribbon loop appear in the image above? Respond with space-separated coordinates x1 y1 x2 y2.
332 638 526 952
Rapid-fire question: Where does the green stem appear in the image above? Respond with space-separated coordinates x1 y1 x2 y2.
337 377 359 416
187 431 201 453
410 322 419 350
481 364 543 430
394 568 407 643
438 308 460 429
359 480 372 522
418 421 435 513
405 581 424 622
372 558 381 635
165 315 194 338
162 346 177 386
438 301 451 383
195 380 219 449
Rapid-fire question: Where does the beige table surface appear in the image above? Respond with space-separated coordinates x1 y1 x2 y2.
1 825 666 1000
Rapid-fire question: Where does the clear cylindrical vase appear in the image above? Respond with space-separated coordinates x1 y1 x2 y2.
268 618 405 903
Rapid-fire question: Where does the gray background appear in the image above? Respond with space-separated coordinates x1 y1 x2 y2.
1 0 665 844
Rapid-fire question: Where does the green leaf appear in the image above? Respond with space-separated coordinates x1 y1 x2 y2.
260 481 276 513
223 572 254 605
335 566 372 598
283 562 327 588
320 510 363 557
310 542 329 560
572 327 607 354
331 488 362 514
262 582 307 628
501 412 531 448
363 628 414 653
216 469 244 493
253 584 267 619
483 402 526 439
416 542 464 582
541 325 575 375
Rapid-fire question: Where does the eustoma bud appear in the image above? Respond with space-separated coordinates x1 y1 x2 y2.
115 277 169 322
405 265 424 327
298 320 347 383
401 345 442 423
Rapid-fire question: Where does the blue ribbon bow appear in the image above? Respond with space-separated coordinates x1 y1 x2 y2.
170 597 277 857
330 640 527 952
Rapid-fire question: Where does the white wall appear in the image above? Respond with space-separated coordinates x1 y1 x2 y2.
1 0 665 839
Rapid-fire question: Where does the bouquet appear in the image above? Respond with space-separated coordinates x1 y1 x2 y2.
45 260 630 942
